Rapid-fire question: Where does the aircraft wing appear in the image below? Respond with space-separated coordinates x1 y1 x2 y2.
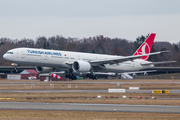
90 51 163 66
141 61 176 66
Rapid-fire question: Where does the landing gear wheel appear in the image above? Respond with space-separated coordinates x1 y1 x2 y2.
65 74 69 78
65 73 77 80
86 74 97 80
71 76 76 80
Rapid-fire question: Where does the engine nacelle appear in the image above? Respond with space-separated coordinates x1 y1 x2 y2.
72 61 91 72
35 66 54 73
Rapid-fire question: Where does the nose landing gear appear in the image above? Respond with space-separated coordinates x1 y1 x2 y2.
12 63 18 72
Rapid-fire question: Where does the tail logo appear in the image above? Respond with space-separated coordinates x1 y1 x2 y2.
136 42 150 60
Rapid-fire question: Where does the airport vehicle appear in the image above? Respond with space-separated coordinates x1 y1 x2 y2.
28 76 37 80
3 33 175 80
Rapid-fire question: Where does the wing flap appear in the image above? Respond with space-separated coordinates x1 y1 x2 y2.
141 61 176 66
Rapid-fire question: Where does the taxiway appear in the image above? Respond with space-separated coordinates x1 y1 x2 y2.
0 89 180 93
0 102 179 113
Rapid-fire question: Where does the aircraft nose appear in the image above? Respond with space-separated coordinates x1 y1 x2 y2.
3 54 8 60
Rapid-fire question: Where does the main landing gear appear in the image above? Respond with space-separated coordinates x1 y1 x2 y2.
65 74 77 80
65 69 77 80
86 74 97 80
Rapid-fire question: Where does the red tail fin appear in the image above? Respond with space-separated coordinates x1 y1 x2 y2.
133 33 156 61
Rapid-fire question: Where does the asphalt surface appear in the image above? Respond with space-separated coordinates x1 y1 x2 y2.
0 81 180 85
0 102 179 113
1 80 179 113
0 89 180 93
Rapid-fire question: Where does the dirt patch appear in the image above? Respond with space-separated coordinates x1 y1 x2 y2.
0 79 179 105
0 80 180 90
0 92 180 105
0 109 179 120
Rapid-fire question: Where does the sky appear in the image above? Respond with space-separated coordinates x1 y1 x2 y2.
0 0 180 43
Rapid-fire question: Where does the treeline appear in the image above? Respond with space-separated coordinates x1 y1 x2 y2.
0 34 180 66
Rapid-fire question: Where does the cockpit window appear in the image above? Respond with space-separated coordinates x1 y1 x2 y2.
6 52 13 54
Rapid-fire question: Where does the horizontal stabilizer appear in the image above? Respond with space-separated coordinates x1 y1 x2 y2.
141 61 176 66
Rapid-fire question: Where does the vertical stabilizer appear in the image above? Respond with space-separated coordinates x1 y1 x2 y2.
133 33 156 61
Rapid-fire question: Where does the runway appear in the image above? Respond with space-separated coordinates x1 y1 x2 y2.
0 102 179 113
0 89 180 93
0 81 180 85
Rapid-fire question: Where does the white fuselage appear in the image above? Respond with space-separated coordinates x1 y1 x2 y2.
3 48 154 73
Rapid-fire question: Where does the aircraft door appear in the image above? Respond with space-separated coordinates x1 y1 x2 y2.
21 51 26 58
42 54 50 65
41 54 49 64
132 63 134 68
44 54 48 60
77 55 81 60
16 51 20 58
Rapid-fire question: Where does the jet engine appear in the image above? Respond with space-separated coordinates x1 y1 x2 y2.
35 66 54 73
72 60 91 72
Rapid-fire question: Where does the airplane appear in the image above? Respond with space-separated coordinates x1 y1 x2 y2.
3 33 176 80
